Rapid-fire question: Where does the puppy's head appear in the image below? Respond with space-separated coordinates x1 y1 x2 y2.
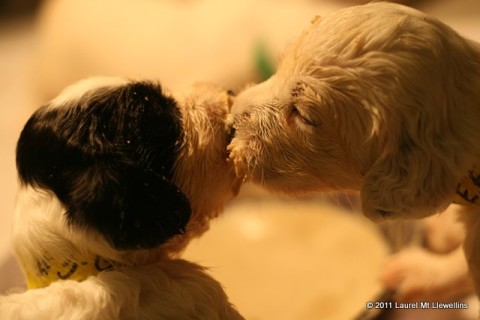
228 75 368 195
16 77 238 257
229 3 480 221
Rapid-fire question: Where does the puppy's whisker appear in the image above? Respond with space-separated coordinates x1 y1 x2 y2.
227 0 480 313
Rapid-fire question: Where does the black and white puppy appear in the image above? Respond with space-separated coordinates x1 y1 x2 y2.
1 77 243 319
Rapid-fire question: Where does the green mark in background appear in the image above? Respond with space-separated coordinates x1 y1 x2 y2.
254 41 276 81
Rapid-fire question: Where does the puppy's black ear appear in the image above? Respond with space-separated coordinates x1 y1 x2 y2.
17 124 191 250
16 81 191 250
66 163 191 250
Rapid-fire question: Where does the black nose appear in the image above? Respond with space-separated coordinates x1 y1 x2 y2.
227 89 236 96
227 124 236 142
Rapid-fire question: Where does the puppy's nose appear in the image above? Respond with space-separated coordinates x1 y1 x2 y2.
228 125 236 142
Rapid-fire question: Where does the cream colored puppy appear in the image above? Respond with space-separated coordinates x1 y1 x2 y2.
229 2 480 300
1 77 243 319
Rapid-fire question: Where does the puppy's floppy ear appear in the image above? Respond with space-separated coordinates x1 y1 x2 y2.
65 162 191 250
16 81 191 250
361 131 458 222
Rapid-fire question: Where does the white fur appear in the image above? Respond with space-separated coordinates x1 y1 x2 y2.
49 77 128 109
1 258 239 320
380 205 474 302
229 2 480 301
1 78 243 319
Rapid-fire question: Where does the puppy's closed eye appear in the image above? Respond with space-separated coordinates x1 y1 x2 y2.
289 104 317 127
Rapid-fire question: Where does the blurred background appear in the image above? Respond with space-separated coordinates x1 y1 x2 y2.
1 0 479 319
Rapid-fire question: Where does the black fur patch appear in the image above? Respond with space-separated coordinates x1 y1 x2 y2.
16 81 191 250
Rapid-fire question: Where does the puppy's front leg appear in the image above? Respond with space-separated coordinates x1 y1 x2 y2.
461 208 480 304
380 246 473 302
0 273 139 320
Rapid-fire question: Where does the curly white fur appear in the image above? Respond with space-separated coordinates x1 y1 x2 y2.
229 2 480 302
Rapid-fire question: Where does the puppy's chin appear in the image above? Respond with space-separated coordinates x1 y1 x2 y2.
360 206 405 223
360 196 451 223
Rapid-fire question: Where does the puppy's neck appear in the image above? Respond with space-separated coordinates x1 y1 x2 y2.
14 186 119 289
453 163 480 207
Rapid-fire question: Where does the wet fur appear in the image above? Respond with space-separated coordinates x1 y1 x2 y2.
1 77 243 319
229 2 480 302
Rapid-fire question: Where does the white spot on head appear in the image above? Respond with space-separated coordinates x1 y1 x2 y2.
49 76 129 109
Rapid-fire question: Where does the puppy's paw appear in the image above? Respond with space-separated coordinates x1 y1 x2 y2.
425 205 465 253
380 247 472 302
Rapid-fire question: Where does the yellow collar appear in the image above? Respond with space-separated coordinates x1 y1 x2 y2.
453 164 480 207
25 253 115 289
